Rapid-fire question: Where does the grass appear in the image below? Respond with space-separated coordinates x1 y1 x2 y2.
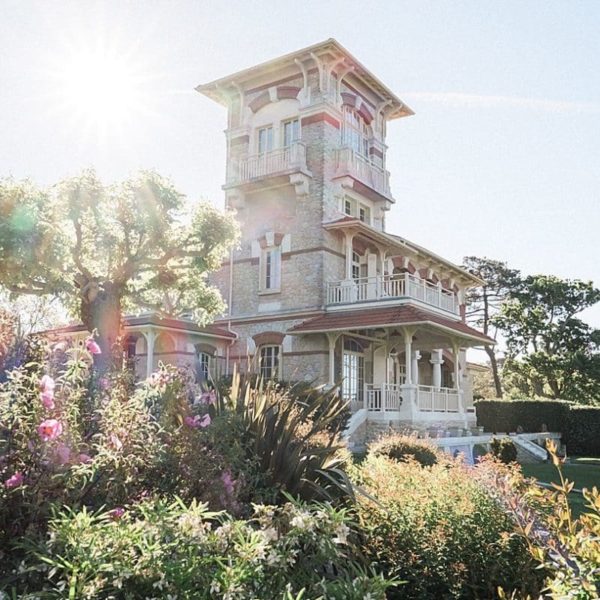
521 460 600 517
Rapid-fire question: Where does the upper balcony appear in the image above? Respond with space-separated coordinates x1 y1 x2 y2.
326 273 460 316
225 141 311 192
333 147 393 201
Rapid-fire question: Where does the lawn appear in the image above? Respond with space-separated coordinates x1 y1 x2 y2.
521 460 600 517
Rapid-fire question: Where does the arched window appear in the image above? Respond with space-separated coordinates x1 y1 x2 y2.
342 106 369 158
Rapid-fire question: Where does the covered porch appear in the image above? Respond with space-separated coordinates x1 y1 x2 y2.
288 305 494 427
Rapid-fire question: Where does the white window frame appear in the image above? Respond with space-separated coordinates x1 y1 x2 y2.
342 106 370 158
259 345 280 380
257 125 274 154
260 245 282 293
197 351 211 381
342 339 364 406
282 118 300 147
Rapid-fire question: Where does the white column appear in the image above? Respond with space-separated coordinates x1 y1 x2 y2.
145 330 156 377
430 349 444 389
411 351 421 386
344 232 354 280
326 333 340 386
403 329 412 384
451 341 461 390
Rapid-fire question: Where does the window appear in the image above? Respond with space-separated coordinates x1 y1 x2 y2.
359 205 370 224
351 251 361 281
258 126 273 154
261 245 281 291
344 198 353 216
282 118 300 147
259 345 280 379
342 106 369 157
342 339 364 407
197 352 211 381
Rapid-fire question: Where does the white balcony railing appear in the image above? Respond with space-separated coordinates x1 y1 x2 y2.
326 273 459 315
227 141 307 185
335 147 391 198
416 385 461 413
365 383 403 412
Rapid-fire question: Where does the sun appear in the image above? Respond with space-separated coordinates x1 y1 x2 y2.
55 48 143 131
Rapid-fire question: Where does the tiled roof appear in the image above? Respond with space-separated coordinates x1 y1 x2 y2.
42 314 237 340
288 305 494 344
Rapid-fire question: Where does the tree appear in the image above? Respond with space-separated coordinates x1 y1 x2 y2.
494 275 600 403
0 170 238 369
462 256 521 397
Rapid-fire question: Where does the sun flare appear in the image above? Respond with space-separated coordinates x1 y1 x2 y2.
56 49 141 130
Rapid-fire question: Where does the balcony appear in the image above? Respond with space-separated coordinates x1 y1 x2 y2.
334 147 392 199
226 141 310 188
326 273 459 315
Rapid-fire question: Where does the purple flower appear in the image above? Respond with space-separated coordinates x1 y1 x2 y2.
55 443 71 465
221 470 235 496
39 375 55 393
4 472 24 488
109 507 125 520
184 414 211 429
199 390 217 405
40 391 55 410
78 453 92 464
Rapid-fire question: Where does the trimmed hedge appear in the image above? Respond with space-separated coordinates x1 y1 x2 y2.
565 406 600 457
475 399 571 434
475 399 600 457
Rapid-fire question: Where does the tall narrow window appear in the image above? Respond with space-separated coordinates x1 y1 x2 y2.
259 345 280 380
261 246 281 291
342 106 369 158
197 352 211 381
342 339 364 408
282 118 300 147
351 251 361 281
258 126 273 154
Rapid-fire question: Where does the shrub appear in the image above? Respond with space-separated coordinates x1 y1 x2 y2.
565 406 600 456
368 432 440 466
475 399 570 433
490 437 518 464
229 373 354 503
354 455 543 599
13 497 394 599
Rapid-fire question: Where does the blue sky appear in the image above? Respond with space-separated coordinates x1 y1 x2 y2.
1 0 599 330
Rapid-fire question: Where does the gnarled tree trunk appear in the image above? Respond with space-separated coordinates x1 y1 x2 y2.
80 282 123 372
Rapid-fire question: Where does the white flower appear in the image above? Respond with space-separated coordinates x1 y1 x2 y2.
333 523 350 544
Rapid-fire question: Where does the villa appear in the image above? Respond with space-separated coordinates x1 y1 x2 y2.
51 40 494 437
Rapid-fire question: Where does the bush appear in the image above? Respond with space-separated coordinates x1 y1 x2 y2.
476 400 600 458
13 497 393 599
353 455 543 599
565 406 600 456
475 399 570 433
490 437 518 464
368 432 440 466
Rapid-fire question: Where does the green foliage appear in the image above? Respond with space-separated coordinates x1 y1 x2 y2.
12 497 394 599
565 406 600 456
0 171 239 359
368 432 441 466
498 440 600 598
354 454 542 599
229 373 354 503
490 437 518 464
475 398 571 433
495 275 600 403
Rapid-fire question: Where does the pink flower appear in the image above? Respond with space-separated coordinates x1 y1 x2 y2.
184 414 211 429
37 419 63 442
109 507 125 520
78 453 92 464
40 391 55 410
39 375 55 393
85 337 102 355
221 470 235 496
199 390 217 405
4 472 24 488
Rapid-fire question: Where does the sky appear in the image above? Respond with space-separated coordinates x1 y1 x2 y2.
1 0 599 333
